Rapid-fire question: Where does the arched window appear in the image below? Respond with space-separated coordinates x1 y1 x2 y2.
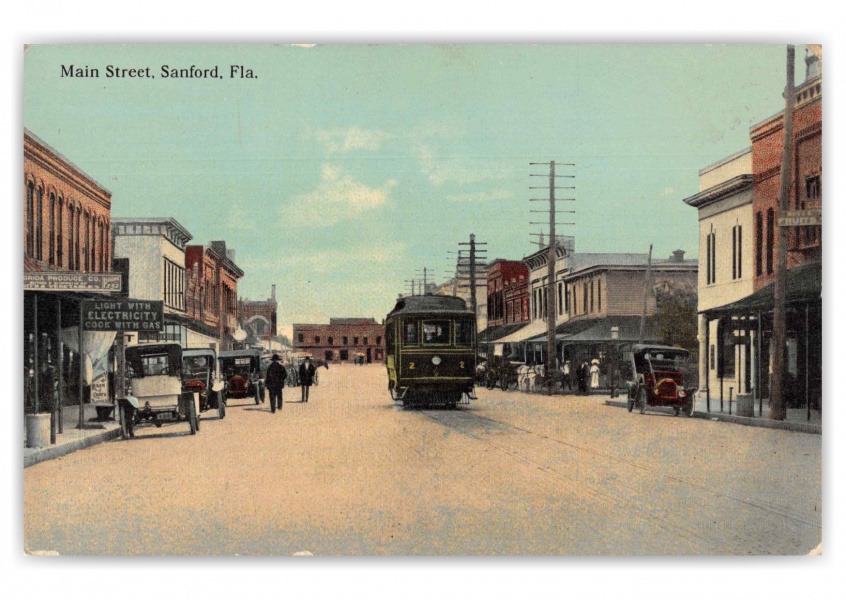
26 181 34 256
67 204 74 269
49 193 56 265
99 219 105 272
57 199 64 267
36 186 44 260
75 205 82 271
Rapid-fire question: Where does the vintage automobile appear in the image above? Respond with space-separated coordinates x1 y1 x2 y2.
117 343 201 438
219 348 265 405
182 348 226 420
626 344 695 416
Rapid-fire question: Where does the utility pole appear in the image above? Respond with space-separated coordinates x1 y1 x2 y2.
770 45 795 422
530 161 575 394
458 234 487 351
638 244 653 344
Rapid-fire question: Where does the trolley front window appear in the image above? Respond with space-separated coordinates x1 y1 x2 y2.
456 319 473 346
404 321 418 345
422 320 450 345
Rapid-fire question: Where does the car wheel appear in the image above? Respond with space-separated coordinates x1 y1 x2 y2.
626 394 634 413
255 386 261 405
639 388 648 414
685 397 695 417
500 376 508 391
187 398 198 435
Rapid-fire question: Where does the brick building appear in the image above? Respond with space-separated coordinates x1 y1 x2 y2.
486 259 529 327
293 318 385 363
185 241 244 350
24 129 115 416
238 285 278 346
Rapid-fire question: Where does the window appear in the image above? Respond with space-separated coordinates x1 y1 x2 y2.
558 283 563 315
404 322 418 345
36 187 43 260
26 182 34 256
56 200 63 267
755 211 763 276
49 193 56 265
732 224 742 280
706 230 716 285
565 283 570 314
718 319 736 378
709 344 715 370
328 336 334 345
422 320 450 345
376 336 381 346
456 320 473 346
353 337 359 345
590 280 594 313
343 336 348 345
805 175 821 203
766 208 774 274
298 333 304 343
315 336 320 344
597 280 601 311
163 258 185 311
583 282 588 313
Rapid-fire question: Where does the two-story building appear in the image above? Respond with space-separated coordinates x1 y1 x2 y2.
112 217 221 349
185 241 244 350
293 318 385 363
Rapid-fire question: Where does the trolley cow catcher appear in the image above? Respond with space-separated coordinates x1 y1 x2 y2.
385 295 477 408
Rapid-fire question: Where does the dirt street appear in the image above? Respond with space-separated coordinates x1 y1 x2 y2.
24 364 821 555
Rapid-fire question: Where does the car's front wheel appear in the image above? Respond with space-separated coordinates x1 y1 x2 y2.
639 388 648 414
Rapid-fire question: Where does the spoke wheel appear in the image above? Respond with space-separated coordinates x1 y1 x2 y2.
626 394 634 413
187 398 198 435
639 388 648 414
217 392 226 419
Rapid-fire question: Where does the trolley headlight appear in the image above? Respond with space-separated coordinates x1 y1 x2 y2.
432 356 442 366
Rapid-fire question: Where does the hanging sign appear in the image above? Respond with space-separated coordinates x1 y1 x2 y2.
24 271 122 292
81 299 163 331
777 209 821 227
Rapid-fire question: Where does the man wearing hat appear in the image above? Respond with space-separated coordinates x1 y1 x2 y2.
265 354 287 413
298 356 316 403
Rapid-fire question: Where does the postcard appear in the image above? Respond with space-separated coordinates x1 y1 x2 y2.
22 43 822 559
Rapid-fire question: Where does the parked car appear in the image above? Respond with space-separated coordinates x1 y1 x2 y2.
118 343 201 438
626 344 695 416
219 348 265 405
182 348 226 419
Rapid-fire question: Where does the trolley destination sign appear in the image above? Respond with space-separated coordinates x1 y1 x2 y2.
81 299 164 331
24 271 123 292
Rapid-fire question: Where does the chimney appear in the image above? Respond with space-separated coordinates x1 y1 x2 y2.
671 249 685 262
271 284 276 302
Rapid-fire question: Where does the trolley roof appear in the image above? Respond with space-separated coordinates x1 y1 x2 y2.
387 294 473 318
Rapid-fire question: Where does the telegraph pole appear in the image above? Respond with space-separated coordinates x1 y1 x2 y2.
638 244 653 344
770 45 795 421
530 161 575 394
458 234 488 352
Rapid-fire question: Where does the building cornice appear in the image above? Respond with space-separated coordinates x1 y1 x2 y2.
682 174 753 209
24 129 112 210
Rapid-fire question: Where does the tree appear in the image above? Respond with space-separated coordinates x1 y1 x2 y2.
654 286 698 352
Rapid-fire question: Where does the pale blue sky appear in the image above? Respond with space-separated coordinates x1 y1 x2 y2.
23 44 802 335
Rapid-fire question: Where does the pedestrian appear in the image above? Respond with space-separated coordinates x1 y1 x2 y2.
561 360 572 392
577 361 589 395
299 356 316 403
265 354 287 413
590 359 600 390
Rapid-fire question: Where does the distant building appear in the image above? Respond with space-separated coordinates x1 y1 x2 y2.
293 318 385 363
238 285 278 347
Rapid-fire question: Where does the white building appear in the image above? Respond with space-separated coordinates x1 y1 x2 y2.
683 148 755 401
113 217 219 348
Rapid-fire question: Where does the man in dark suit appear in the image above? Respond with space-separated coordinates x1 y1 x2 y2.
298 357 316 403
265 354 287 413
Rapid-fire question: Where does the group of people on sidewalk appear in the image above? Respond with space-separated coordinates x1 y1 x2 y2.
263 354 317 413
559 359 601 395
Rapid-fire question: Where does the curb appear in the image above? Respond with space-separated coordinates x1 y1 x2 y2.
24 427 122 468
604 400 821 435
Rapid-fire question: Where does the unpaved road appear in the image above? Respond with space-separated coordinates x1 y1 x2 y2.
24 364 821 555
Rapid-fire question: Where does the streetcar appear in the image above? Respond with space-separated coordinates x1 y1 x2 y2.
385 294 477 408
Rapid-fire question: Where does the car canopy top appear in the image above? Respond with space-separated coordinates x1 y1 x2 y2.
125 343 183 377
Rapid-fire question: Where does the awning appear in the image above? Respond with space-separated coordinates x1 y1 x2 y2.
493 319 551 344
525 316 657 344
702 262 821 318
478 322 529 344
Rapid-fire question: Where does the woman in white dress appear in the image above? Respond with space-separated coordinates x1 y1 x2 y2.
589 359 600 389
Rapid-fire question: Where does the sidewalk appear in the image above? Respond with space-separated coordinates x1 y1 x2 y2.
24 403 121 468
603 390 821 434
